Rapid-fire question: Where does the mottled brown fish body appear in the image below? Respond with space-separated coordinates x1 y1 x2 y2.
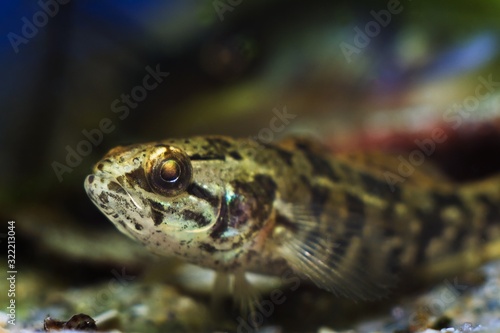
257 138 500 282
85 136 500 300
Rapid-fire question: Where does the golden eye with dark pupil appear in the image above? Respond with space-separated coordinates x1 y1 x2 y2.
160 159 180 182
145 146 193 197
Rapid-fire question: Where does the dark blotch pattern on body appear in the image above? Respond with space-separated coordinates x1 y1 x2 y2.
209 175 277 241
189 153 226 161
148 199 166 226
414 213 445 264
182 210 211 228
117 219 127 229
126 168 153 193
187 183 219 207
329 238 349 268
381 204 396 237
231 175 277 224
107 181 127 195
229 151 243 160
261 142 294 166
295 141 340 182
360 172 401 202
414 192 467 264
476 194 500 242
275 213 297 232
199 242 218 254
344 193 366 232
477 194 500 228
206 137 232 149
98 193 109 204
209 196 229 239
385 246 404 275
191 137 234 161
439 193 470 253
308 185 330 220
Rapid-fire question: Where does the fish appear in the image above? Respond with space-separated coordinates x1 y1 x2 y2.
84 136 500 306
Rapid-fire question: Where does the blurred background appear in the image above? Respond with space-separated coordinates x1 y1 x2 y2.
1 0 500 331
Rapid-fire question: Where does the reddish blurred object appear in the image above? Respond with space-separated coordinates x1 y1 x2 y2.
326 119 500 182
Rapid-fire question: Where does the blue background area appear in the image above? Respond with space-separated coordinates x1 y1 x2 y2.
1 0 499 198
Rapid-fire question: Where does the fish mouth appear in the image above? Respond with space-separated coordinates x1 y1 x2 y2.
84 174 98 198
84 172 147 241
84 173 144 212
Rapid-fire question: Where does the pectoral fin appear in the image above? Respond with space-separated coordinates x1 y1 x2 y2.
274 200 400 300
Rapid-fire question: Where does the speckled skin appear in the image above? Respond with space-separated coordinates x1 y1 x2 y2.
84 136 500 299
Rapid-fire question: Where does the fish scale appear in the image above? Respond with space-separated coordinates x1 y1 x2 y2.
84 136 500 302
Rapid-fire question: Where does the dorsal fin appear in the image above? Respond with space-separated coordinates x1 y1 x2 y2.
276 136 332 156
335 151 452 190
277 135 452 190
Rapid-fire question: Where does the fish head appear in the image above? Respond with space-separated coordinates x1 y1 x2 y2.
84 137 264 267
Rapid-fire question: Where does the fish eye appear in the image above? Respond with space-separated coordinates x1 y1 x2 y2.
160 159 180 183
146 146 193 197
